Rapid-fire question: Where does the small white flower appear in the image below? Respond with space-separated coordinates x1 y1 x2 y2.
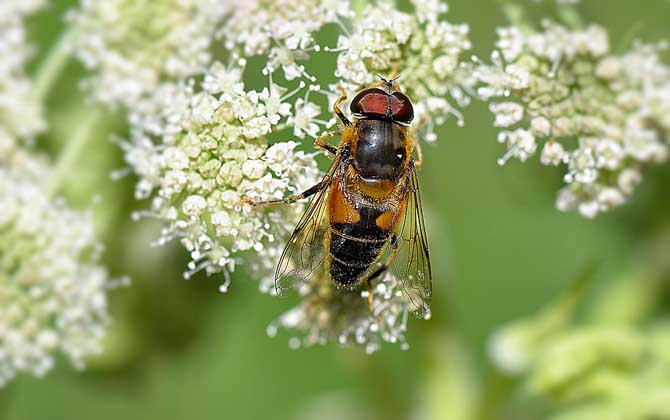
288 99 322 139
617 168 642 195
540 140 567 166
498 129 537 165
530 117 552 137
556 187 579 212
594 138 624 170
490 102 524 128
597 187 625 210
567 147 598 184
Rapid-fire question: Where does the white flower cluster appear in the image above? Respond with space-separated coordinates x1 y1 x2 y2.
0 0 46 138
222 0 353 81
72 0 460 352
124 66 320 285
68 0 229 106
334 0 473 141
0 1 115 386
0 160 112 386
477 22 670 218
268 272 413 354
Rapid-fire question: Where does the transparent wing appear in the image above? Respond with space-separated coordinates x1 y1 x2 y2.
392 161 433 318
274 159 342 296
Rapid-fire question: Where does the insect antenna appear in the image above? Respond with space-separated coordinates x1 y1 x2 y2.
376 73 390 84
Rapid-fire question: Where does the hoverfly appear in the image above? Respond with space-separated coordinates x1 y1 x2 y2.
246 76 432 317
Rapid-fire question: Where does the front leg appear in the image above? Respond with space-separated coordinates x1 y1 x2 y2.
243 181 327 207
411 114 429 168
413 139 423 168
333 84 350 127
314 129 341 155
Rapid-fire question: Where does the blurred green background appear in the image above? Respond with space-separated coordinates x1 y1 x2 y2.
5 1 670 419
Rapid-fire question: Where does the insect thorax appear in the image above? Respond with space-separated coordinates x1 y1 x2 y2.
352 119 408 180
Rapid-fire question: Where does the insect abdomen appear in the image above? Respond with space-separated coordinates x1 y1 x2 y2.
328 207 389 287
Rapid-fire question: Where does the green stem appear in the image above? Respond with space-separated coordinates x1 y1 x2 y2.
556 4 585 29
498 2 535 33
351 0 368 16
32 27 77 102
47 108 102 198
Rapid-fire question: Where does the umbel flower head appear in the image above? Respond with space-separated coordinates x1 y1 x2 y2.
123 67 321 284
0 1 116 386
74 0 471 352
476 21 670 218
0 146 114 387
68 0 230 106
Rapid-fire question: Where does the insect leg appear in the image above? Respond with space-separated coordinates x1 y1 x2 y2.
411 114 429 168
414 139 423 168
313 129 341 155
243 180 327 207
334 84 350 127
390 62 401 80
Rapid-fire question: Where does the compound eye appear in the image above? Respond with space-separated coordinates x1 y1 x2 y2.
350 88 388 119
390 92 414 124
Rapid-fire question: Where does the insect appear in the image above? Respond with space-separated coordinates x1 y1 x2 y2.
245 76 432 317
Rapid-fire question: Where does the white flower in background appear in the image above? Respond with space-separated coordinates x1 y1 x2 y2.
0 2 117 386
334 0 474 141
0 0 46 138
68 0 229 106
490 304 670 418
0 148 114 387
477 22 670 217
267 272 413 354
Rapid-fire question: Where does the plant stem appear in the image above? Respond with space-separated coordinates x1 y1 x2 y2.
351 0 368 15
32 27 76 102
498 2 536 33
556 4 585 29
47 107 102 197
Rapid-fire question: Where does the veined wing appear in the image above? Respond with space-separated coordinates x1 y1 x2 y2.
392 160 432 318
274 156 343 295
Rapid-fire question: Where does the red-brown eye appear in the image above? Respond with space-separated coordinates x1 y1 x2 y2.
390 92 414 124
350 88 389 119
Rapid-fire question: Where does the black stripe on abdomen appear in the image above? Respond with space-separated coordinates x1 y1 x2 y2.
329 207 389 287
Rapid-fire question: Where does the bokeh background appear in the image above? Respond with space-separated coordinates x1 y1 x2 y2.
4 1 670 419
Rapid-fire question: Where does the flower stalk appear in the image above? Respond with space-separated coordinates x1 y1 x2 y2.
31 27 77 102
47 107 102 197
